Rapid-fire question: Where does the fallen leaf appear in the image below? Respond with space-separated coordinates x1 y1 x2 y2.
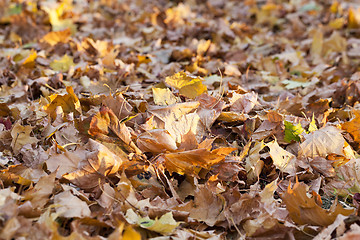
152 87 178 106
137 129 177 154
282 180 354 226
43 86 82 120
62 139 124 191
41 28 71 46
299 125 344 158
284 120 304 143
54 190 91 218
163 147 236 176
165 71 207 99
50 54 75 72
23 172 56 209
342 110 360 143
10 121 38 154
139 212 180 235
267 140 296 175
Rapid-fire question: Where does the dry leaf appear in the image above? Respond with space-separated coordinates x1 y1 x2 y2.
137 129 177 154
282 180 354 226
299 125 344 158
10 122 38 154
43 86 82 120
54 190 91 218
163 147 236 176
63 139 124 191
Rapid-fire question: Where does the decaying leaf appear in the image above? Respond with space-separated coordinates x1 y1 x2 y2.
54 190 91 218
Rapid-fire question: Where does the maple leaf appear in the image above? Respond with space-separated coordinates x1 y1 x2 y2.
165 71 207 99
163 147 236 177
62 139 124 191
46 147 85 178
137 129 177 154
266 139 296 175
41 29 71 46
88 106 141 154
342 110 360 143
282 180 354 226
43 86 82 120
174 185 225 226
23 172 56 209
10 121 38 154
152 87 178 106
54 190 91 218
229 91 258 114
299 125 344 158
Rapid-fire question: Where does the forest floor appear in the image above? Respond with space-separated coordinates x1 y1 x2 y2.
1 0 360 239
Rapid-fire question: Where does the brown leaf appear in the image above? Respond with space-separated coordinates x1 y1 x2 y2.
23 172 56 209
282 180 354 226
88 106 141 154
62 139 124 191
137 129 177 154
10 122 38 154
174 185 225 226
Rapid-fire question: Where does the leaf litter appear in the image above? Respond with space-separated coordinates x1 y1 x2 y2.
2 0 360 239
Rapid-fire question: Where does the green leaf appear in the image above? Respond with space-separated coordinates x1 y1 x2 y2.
284 121 304 143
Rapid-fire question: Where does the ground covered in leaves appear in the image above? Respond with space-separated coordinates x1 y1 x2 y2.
3 0 360 239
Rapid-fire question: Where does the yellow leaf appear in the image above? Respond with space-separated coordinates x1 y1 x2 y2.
122 226 141 240
50 54 75 72
139 212 180 235
152 87 177 105
348 7 360 29
41 29 71 46
323 31 347 53
44 3 76 33
43 86 82 120
311 28 323 63
22 49 37 67
179 80 207 99
137 55 151 65
165 71 207 98
328 18 345 29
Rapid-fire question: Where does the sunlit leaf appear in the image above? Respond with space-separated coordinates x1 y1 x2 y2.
43 86 82 120
165 71 207 98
